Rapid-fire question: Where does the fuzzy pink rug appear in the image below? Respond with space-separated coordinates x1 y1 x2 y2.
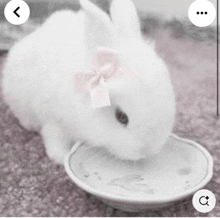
0 30 219 216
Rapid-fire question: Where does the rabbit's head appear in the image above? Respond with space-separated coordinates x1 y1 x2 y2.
77 0 176 160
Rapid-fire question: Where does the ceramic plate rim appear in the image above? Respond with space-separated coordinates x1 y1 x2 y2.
64 134 213 204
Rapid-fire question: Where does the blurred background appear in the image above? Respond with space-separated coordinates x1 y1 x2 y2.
0 0 218 53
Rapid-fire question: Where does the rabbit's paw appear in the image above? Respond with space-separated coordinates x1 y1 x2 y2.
46 145 68 165
41 123 69 165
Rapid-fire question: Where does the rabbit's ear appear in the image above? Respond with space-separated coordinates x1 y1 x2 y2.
110 0 141 39
80 0 115 57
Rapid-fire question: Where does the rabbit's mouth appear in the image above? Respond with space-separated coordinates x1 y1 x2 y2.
84 139 149 161
106 146 147 161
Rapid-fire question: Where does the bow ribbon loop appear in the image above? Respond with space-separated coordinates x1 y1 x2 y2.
74 47 136 108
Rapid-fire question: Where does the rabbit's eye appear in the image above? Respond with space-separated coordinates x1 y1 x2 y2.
115 109 129 126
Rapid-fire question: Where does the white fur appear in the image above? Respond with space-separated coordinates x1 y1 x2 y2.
2 0 175 164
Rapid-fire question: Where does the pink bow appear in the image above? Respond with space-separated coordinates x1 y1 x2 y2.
74 47 136 108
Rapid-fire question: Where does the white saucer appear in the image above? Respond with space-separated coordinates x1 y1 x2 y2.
64 134 213 212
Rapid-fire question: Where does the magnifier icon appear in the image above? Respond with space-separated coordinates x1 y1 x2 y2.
193 190 216 213
199 196 209 206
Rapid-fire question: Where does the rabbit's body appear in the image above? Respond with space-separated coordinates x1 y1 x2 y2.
2 0 175 164
3 11 83 128
3 11 86 131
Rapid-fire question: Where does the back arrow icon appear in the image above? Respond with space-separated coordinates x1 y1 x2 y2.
13 7 20 17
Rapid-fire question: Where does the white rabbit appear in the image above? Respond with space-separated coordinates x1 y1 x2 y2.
2 0 175 165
